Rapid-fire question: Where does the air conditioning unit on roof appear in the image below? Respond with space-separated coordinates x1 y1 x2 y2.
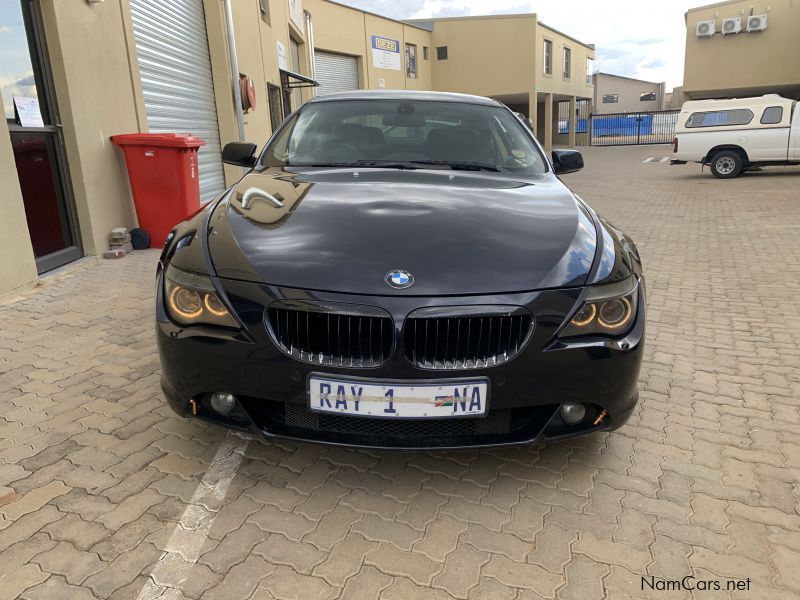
721 17 741 34
747 14 767 32
696 20 715 37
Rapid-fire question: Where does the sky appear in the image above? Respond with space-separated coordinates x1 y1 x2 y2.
1 2 36 118
335 0 714 90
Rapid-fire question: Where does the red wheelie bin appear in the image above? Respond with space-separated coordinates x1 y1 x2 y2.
111 133 205 248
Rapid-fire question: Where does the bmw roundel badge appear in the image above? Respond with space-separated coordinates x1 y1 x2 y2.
386 269 414 289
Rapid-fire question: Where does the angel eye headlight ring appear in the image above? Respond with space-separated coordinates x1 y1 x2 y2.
169 286 203 319
597 297 633 330
204 293 230 317
570 303 596 327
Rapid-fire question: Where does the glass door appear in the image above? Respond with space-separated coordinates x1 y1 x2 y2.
2 0 81 273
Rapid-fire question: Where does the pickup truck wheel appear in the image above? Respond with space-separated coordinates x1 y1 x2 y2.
710 150 743 179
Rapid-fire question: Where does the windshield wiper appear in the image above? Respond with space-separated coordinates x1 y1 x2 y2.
289 161 423 169
294 160 501 172
396 160 501 172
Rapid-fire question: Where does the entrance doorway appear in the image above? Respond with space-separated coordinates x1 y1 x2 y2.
3 0 82 273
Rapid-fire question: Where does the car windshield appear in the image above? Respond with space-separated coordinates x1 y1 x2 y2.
260 99 548 176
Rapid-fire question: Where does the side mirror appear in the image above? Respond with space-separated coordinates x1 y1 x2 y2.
222 142 257 167
551 149 584 174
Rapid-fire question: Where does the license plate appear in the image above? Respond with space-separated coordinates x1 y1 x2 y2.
308 375 489 419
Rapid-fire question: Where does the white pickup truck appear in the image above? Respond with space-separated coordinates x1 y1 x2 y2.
671 95 800 178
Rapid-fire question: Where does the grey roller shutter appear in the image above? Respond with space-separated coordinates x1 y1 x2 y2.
129 0 225 202
313 51 359 96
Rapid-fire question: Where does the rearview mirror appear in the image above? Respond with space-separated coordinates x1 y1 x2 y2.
222 142 257 167
551 149 584 174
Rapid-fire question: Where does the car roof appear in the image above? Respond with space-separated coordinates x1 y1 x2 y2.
307 89 502 106
680 94 795 112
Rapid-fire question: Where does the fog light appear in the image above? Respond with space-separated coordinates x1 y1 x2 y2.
210 392 236 415
560 403 586 424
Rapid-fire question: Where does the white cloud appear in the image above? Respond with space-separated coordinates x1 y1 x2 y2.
0 26 12 33
339 0 712 89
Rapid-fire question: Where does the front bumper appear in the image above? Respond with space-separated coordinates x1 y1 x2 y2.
156 270 645 450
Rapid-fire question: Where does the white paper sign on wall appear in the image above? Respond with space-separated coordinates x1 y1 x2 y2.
371 35 401 71
13 96 44 128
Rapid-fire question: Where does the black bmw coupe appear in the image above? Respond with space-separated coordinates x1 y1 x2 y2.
156 91 644 449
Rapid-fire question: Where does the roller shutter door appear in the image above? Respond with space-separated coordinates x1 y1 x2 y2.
129 0 225 202
314 51 359 96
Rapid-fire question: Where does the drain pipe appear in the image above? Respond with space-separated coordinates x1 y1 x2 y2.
223 0 245 141
305 9 317 98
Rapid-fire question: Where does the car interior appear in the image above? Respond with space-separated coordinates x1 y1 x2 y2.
267 100 546 173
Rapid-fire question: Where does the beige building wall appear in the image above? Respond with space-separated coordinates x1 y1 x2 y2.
535 24 595 98
0 102 38 296
308 0 366 58
404 15 594 148
534 24 595 148
402 24 433 91
40 0 139 257
304 0 432 92
593 73 665 114
422 15 537 97
668 86 686 109
684 0 800 99
362 15 406 90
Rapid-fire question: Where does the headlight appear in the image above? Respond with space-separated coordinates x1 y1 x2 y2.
164 265 238 328
561 278 639 337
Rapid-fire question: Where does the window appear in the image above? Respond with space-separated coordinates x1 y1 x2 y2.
602 94 619 104
259 0 270 25
289 37 302 110
685 109 754 128
261 99 549 176
761 106 783 124
586 57 594 85
405 43 417 79
436 46 448 60
423 46 429 60
267 83 283 132
640 92 657 102
563 47 571 79
543 39 552 75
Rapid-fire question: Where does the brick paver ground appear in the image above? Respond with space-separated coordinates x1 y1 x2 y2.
1 145 799 599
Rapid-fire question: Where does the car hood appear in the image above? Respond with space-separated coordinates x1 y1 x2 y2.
207 168 597 296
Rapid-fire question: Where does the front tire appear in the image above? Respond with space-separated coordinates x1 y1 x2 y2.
710 150 743 179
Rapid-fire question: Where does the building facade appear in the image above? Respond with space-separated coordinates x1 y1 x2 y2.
682 0 800 101
0 0 594 297
592 73 666 114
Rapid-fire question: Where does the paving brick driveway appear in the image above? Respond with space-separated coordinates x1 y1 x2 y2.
1 145 799 600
